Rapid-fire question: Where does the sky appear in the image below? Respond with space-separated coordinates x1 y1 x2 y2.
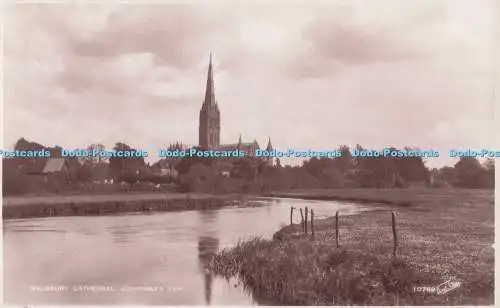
2 0 497 167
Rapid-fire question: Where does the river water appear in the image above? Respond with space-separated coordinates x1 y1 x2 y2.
3 197 372 305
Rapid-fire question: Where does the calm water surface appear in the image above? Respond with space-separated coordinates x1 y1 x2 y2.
4 197 373 305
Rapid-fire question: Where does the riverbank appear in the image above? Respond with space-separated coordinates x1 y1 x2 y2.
266 187 481 207
210 188 494 305
2 193 245 219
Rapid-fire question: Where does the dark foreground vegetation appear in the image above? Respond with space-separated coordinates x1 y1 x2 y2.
210 189 494 305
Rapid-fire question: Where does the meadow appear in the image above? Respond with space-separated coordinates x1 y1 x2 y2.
210 188 494 305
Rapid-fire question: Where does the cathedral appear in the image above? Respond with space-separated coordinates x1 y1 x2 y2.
198 54 274 167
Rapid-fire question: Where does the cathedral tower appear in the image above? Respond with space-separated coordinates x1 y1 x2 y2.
199 53 220 149
266 137 274 167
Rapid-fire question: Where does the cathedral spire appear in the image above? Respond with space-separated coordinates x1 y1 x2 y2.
199 53 220 149
266 137 273 151
204 53 216 107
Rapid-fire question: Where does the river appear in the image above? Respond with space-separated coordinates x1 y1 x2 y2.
3 197 373 305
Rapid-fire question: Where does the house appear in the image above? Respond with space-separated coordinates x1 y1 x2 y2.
43 158 76 185
160 167 178 178
20 158 49 176
43 157 69 174
152 158 180 179
212 161 232 177
22 157 81 185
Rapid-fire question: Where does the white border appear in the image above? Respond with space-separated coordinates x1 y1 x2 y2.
0 1 498 308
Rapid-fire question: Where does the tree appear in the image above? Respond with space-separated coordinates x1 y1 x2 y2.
302 157 333 177
176 146 213 175
353 148 393 188
351 144 365 169
85 143 107 164
108 142 146 180
74 162 92 182
232 158 253 179
118 170 140 185
437 166 456 184
14 137 44 151
484 158 495 188
454 157 491 188
483 158 494 172
337 145 354 175
394 147 430 183
178 162 216 192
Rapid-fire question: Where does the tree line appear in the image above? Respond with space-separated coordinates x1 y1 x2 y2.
2 138 495 195
171 144 494 191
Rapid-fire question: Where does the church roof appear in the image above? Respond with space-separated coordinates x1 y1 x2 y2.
215 140 260 157
216 144 239 151
42 157 81 174
216 142 257 149
20 158 48 175
43 158 68 173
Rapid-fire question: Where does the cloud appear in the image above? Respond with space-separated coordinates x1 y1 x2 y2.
305 20 419 66
2 1 495 168
66 5 218 69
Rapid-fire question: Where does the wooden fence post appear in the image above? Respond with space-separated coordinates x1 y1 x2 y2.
335 210 340 248
311 209 315 239
392 211 398 258
304 206 309 234
300 208 304 226
290 207 294 225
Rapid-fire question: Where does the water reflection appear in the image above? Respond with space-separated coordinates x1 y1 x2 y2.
108 224 139 243
197 210 220 305
3 197 375 305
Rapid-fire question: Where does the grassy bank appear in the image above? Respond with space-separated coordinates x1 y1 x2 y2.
210 188 494 305
267 187 482 207
2 193 244 219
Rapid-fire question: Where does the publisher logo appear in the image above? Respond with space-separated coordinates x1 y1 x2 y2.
413 277 461 295
436 278 461 295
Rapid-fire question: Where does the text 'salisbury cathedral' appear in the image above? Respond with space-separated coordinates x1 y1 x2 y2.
198 54 274 167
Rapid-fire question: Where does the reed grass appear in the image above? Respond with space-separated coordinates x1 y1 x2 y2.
210 188 494 305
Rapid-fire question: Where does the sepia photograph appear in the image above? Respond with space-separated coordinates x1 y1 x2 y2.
1 0 495 306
